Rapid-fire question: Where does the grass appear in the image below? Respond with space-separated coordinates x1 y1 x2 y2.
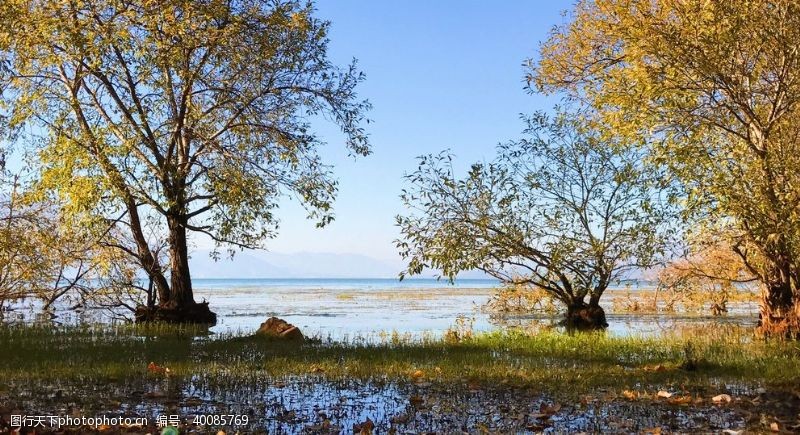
2 323 799 432
1 322 798 394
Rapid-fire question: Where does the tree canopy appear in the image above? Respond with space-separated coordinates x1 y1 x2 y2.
397 112 669 328
0 0 371 322
534 0 800 335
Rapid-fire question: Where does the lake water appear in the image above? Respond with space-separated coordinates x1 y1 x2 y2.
2 278 760 339
193 278 499 338
190 278 759 339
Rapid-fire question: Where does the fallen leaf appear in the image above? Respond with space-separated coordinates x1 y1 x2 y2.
770 422 779 432
712 394 732 404
622 390 638 400
668 395 693 405
353 417 375 435
656 391 673 399
410 369 424 379
147 362 168 375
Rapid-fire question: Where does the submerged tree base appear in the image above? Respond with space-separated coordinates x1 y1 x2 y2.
562 304 608 330
134 301 217 325
758 309 800 340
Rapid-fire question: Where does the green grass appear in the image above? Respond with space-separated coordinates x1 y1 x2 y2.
1 322 798 397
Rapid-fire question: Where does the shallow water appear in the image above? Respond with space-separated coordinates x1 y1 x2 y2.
2 278 760 340
3 376 761 434
190 279 759 339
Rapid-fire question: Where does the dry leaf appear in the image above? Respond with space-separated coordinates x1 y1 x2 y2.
668 395 693 405
622 390 638 400
712 394 732 404
353 417 375 435
770 422 779 432
656 391 673 399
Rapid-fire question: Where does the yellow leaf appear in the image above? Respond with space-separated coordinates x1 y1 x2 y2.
712 394 732 404
656 390 672 399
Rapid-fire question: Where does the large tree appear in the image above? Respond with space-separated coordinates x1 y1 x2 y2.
397 112 668 329
0 0 370 322
534 0 800 335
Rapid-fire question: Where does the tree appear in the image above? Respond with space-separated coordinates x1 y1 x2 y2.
397 112 668 329
533 0 800 335
0 0 371 322
657 227 759 316
1 170 140 316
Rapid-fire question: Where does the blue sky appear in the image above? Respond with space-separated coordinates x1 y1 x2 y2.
255 1 569 264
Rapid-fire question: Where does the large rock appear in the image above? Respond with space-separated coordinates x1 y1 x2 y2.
255 317 304 341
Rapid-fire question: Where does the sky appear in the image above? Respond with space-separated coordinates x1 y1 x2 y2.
250 1 569 264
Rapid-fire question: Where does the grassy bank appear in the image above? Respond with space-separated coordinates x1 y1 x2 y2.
1 323 798 391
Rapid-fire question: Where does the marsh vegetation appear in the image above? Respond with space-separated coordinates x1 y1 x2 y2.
1 322 798 433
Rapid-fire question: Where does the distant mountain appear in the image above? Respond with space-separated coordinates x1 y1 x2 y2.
189 250 403 278
189 251 292 278
188 249 492 279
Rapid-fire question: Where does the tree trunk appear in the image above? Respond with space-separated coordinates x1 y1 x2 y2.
167 216 194 308
759 280 799 338
563 300 608 330
134 215 216 324
126 198 170 303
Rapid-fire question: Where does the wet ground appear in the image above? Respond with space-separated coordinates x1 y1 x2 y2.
2 284 785 434
3 376 797 434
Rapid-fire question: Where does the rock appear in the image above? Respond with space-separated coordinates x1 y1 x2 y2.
255 317 304 341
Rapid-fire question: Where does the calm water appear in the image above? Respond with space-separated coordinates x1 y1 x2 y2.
193 277 500 290
3 278 758 339
189 278 758 339
193 278 499 338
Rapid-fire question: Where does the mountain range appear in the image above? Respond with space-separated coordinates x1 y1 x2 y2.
189 250 404 278
188 249 492 279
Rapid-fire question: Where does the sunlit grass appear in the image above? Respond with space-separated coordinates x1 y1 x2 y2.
1 322 798 396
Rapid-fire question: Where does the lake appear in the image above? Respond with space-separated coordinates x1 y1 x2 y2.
2 278 760 339
190 278 758 339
